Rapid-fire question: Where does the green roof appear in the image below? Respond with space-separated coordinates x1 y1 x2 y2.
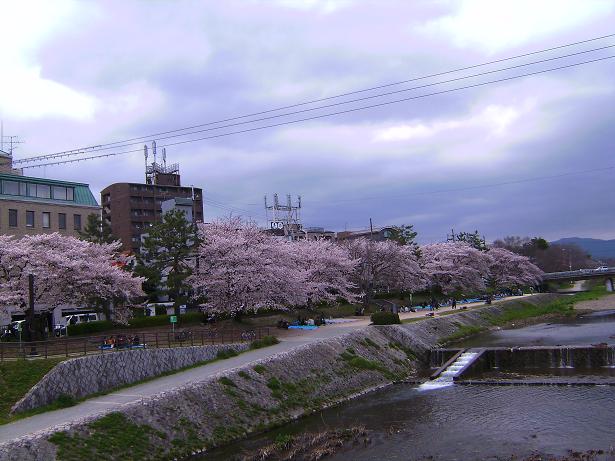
0 172 99 207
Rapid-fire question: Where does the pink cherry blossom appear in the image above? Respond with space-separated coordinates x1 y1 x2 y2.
344 238 426 300
487 247 543 289
0 233 144 318
420 242 491 295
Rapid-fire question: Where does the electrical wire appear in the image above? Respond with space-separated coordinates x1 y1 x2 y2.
14 33 615 164
21 53 615 170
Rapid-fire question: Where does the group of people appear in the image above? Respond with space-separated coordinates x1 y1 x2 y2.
102 334 141 349
276 314 327 329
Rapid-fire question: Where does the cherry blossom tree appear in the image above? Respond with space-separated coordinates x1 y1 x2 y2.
344 238 426 306
0 234 145 331
190 218 360 316
292 239 359 306
190 218 303 316
420 242 491 295
486 247 543 290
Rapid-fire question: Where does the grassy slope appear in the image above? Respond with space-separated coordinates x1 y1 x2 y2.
0 358 65 425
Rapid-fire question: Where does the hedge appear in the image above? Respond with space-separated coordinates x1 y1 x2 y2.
66 312 205 336
370 311 401 325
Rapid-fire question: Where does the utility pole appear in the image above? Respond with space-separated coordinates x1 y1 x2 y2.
369 218 374 240
26 274 39 356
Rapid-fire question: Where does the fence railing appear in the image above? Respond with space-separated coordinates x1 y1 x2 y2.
0 326 271 361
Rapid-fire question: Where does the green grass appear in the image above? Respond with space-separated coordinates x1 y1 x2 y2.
253 364 266 374
441 325 487 343
487 286 608 326
0 358 65 425
48 412 168 461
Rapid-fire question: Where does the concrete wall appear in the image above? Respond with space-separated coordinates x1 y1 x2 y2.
11 343 250 414
0 294 561 461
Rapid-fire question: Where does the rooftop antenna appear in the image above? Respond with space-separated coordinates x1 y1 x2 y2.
162 147 167 168
152 140 157 165
143 144 149 182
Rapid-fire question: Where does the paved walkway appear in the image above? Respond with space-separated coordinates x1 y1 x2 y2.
0 294 530 445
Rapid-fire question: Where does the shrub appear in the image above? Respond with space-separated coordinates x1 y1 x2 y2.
67 320 114 336
250 335 280 349
370 312 401 325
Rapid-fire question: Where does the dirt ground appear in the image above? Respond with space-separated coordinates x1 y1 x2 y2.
574 293 615 311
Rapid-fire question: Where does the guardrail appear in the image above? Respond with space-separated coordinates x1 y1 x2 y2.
0 326 271 361
543 268 615 280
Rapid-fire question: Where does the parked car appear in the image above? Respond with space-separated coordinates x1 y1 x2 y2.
596 266 609 271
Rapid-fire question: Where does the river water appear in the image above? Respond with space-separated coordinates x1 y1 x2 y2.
203 311 615 460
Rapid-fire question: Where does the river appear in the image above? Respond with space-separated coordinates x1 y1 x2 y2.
202 310 615 460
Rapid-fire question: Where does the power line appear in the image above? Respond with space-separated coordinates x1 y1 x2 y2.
15 33 615 164
21 53 615 170
16 43 615 165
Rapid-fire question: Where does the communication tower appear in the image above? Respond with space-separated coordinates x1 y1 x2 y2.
264 193 302 238
144 141 181 186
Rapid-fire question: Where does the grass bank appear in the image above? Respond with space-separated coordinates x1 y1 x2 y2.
442 287 609 344
0 358 65 425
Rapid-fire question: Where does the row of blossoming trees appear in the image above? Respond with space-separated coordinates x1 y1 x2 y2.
190 218 543 316
0 217 543 325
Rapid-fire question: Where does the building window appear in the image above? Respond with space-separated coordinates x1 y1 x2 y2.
73 214 81 231
2 180 19 195
9 209 17 227
27 183 37 197
36 184 51 199
26 211 34 227
52 186 67 200
42 212 51 229
58 213 66 230
19 183 27 196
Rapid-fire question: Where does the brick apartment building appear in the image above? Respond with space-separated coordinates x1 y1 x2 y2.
101 162 203 253
0 150 100 238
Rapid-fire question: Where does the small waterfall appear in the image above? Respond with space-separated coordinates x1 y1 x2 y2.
419 352 479 391
559 348 574 369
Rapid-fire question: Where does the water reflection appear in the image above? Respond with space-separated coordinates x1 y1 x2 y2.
203 385 615 461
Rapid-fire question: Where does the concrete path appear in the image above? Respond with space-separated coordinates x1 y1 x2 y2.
0 294 530 445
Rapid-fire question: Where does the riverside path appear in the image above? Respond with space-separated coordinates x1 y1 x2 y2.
0 294 531 445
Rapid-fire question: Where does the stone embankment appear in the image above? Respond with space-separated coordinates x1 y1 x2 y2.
0 294 561 461
12 343 249 414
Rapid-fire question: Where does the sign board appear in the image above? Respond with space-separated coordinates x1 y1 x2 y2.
179 304 187 315
169 315 177 324
270 221 284 230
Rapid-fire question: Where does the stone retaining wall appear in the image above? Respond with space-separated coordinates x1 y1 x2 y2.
11 343 249 414
0 293 561 461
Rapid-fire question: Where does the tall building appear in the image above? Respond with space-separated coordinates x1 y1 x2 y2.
0 150 100 238
101 161 203 253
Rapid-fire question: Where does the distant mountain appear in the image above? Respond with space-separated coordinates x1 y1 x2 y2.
551 237 615 260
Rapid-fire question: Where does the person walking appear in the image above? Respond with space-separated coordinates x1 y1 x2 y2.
452 298 457 309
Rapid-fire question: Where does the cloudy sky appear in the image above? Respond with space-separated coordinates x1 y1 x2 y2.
2 0 615 243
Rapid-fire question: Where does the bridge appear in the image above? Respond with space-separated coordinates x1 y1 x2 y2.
542 267 615 291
